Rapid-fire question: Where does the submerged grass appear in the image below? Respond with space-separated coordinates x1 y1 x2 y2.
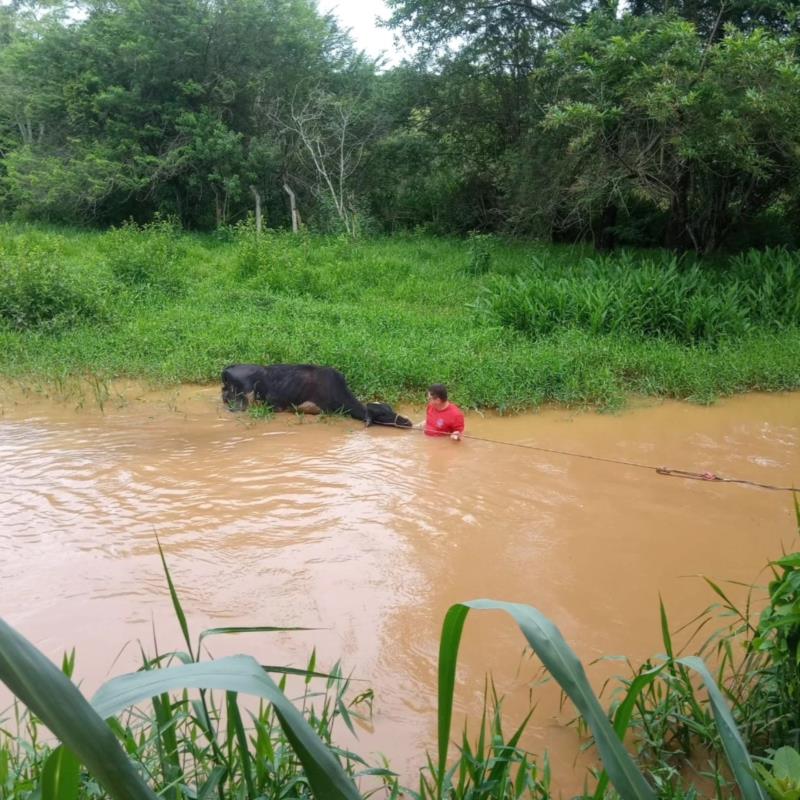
0 223 798 409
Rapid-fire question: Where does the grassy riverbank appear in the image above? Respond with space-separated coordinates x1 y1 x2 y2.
1 222 798 409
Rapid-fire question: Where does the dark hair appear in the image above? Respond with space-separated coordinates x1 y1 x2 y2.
428 383 448 401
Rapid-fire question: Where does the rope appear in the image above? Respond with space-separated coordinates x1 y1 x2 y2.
374 422 799 494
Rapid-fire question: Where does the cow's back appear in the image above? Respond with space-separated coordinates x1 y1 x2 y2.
221 363 364 417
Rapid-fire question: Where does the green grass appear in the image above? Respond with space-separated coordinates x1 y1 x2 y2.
0 222 798 409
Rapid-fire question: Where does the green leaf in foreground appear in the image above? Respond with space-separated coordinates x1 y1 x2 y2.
437 600 656 800
91 654 362 800
0 618 158 800
676 656 767 800
41 745 81 800
198 625 318 652
592 665 667 800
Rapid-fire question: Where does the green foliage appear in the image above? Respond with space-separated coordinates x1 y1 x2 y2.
436 599 657 800
233 223 337 297
415 692 550 799
0 544 378 800
747 497 800 747
0 615 159 800
0 0 799 247
474 250 800 345
248 402 275 420
465 232 493 276
233 219 270 278
756 747 800 800
730 249 800 328
0 225 798 407
0 236 106 331
613 504 800 800
754 526 800 672
101 219 185 295
0 0 354 228
537 14 800 252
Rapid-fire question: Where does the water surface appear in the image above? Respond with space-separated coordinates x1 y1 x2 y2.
1 382 797 790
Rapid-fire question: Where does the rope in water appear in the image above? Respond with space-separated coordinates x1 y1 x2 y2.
378 421 799 494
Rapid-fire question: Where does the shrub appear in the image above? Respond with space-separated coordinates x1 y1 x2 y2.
233 222 339 298
233 218 271 278
465 231 493 275
101 218 184 294
0 244 105 331
730 248 800 330
473 250 800 345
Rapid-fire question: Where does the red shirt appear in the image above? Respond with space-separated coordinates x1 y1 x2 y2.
425 402 465 437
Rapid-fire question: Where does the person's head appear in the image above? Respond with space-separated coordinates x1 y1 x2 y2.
427 383 448 410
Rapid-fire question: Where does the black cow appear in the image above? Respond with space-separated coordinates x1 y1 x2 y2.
221 364 412 428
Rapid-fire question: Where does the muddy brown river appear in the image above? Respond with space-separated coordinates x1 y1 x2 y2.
1 382 797 792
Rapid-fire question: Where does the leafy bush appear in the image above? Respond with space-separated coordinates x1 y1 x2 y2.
730 248 800 330
0 243 106 331
233 218 270 278
747 498 800 750
474 250 800 345
101 219 185 294
233 223 339 298
465 231 494 276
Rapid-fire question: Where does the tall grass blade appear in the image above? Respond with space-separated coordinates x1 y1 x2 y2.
659 596 674 660
41 745 80 800
592 665 666 800
0 618 159 800
262 664 341 679
198 625 317 651
152 691 182 798
91 654 362 800
226 692 255 800
487 705 535 789
198 766 227 800
156 536 194 661
677 656 767 800
438 600 656 800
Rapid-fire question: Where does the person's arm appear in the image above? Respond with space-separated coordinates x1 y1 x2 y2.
450 410 465 441
417 405 431 431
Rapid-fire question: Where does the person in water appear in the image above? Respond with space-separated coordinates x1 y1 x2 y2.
422 383 465 441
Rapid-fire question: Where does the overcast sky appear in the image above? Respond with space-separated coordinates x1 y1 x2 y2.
318 0 410 65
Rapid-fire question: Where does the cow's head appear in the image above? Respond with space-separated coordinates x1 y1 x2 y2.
365 402 412 428
222 385 253 412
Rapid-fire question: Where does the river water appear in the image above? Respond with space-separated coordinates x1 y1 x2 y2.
1 381 797 791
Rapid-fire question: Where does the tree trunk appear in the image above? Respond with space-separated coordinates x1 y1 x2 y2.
597 202 618 251
213 187 223 228
250 185 262 232
173 185 183 225
665 171 692 251
283 182 299 233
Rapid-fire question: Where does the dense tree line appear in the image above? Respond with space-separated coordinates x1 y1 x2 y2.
1 0 798 250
